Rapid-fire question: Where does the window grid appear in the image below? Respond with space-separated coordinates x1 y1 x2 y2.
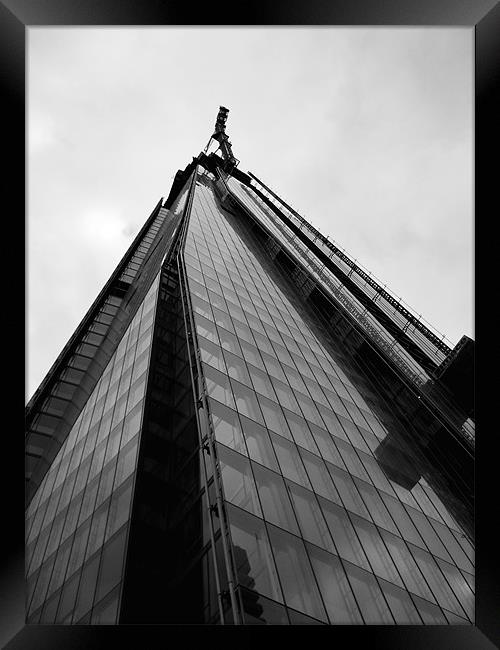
185 177 473 625
26 274 160 624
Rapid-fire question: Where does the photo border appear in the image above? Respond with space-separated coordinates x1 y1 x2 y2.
2 1 497 647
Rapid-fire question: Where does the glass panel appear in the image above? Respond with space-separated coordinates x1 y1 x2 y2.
271 378 301 414
343 562 394 624
310 426 347 469
240 415 279 472
410 543 467 618
285 411 318 454
226 503 282 603
105 476 133 542
354 478 401 535
411 594 448 624
335 439 371 483
378 577 423 624
223 349 252 388
217 444 262 517
443 609 470 625
287 608 325 625
233 319 255 345
327 464 370 519
91 584 119 624
436 558 474 621
294 391 323 428
114 436 139 488
96 459 118 509
251 463 299 535
66 519 91 580
405 506 455 564
240 340 265 370
230 379 264 425
85 501 109 561
380 529 437 603
212 306 235 333
198 337 227 373
431 521 474 574
257 395 291 440
202 364 236 409
270 433 312 489
248 364 276 401
55 572 79 622
208 399 246 456
318 496 371 571
286 482 335 554
72 555 100 622
191 294 213 320
350 514 404 587
300 449 341 504
260 351 287 383
240 588 289 625
194 313 219 344
95 526 127 602
267 524 327 622
306 543 363 623
282 363 308 394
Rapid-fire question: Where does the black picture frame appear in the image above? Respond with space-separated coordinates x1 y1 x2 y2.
3 1 497 647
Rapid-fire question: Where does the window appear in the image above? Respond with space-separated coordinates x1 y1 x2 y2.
319 497 370 571
350 513 404 587
327 464 370 519
260 351 287 383
251 463 299 535
257 395 291 440
378 577 422 624
95 527 127 602
226 503 283 603
198 337 227 373
300 449 340 504
209 399 247 456
114 436 139 488
212 306 235 333
287 482 335 554
271 378 301 414
217 327 242 356
230 379 265 425
307 543 362 623
284 410 318 454
217 444 262 517
267 524 327 622
270 433 311 489
380 529 436 603
240 340 265 371
343 562 394 624
409 543 467 618
203 364 235 409
240 415 279 472
194 313 219 344
72 555 100 622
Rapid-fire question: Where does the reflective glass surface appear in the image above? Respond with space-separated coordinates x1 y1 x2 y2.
26 275 160 623
184 170 474 625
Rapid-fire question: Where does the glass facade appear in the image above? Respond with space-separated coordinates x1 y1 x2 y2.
26 275 160 623
26 123 473 626
182 168 473 625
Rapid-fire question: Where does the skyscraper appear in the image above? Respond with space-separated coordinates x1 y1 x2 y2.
25 107 474 626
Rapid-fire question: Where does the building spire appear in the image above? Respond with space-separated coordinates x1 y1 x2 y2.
204 106 239 172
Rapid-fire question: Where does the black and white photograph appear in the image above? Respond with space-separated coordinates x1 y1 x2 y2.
3 3 496 646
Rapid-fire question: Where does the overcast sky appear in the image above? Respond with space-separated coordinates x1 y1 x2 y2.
27 27 473 401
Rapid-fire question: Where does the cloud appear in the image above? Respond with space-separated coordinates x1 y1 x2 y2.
28 112 56 154
27 27 473 397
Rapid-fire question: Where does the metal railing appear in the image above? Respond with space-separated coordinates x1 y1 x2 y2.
224 176 474 450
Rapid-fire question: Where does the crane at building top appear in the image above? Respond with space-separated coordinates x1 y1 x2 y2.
204 106 239 172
